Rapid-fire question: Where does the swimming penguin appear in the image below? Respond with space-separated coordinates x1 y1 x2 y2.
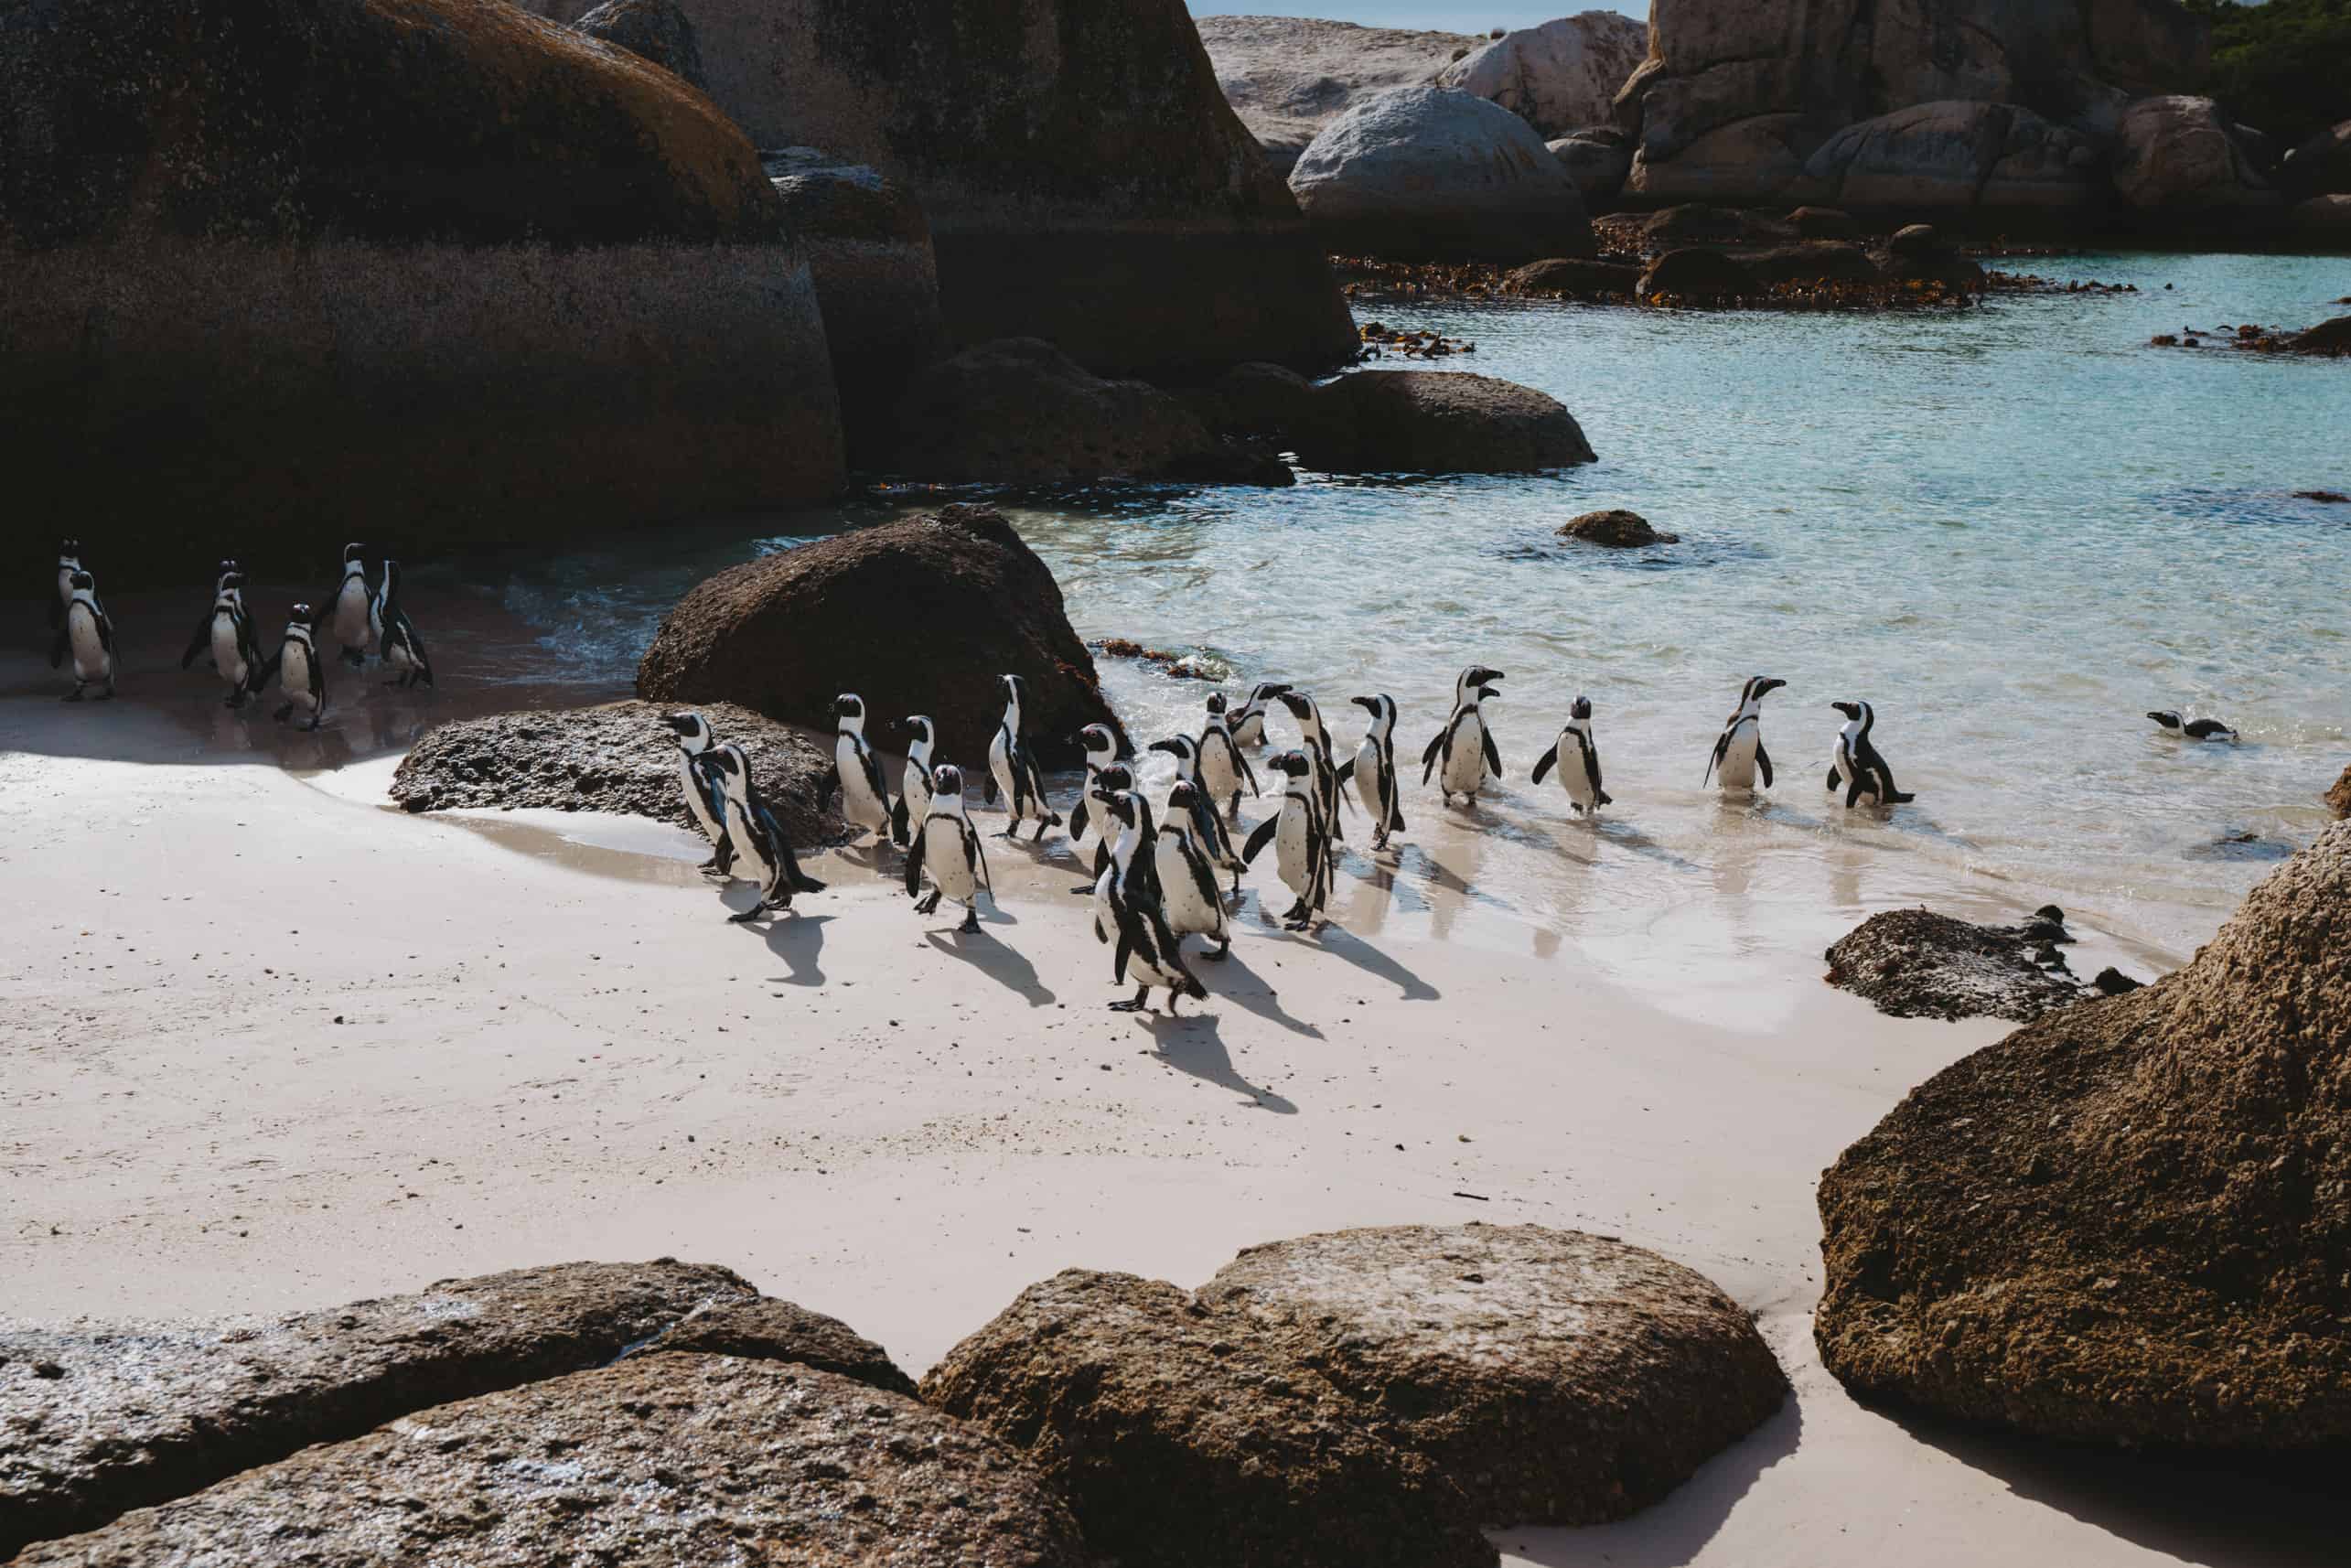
830 693 895 846
890 715 939 848
1336 694 1406 851
1090 786 1207 1014
1423 665 1506 806
1228 681 1292 748
1156 779 1233 960
984 673 1063 842
48 539 83 635
371 560 435 690
1149 734 1247 893
707 742 826 922
182 564 265 708
2147 710 2239 744
51 569 115 702
261 606 327 729
1827 701 1916 807
322 543 374 669
906 763 993 933
1704 676 1785 792
1197 693 1261 821
1068 723 1129 850
1243 749 1330 932
663 712 735 877
1276 690 1348 861
1531 695 1612 815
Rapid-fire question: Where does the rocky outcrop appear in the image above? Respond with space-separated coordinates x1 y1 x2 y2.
2290 194 2351 235
637 504 1122 767
1797 102 2105 216
1824 906 2089 1022
1562 509 1680 546
1507 256 1644 296
1437 13 1650 139
2113 95 2281 215
1292 87 1597 263
2280 120 2351 199
1296 372 1599 474
16 1357 1088 1568
1869 223 1988 288
573 0 706 91
1790 204 1862 238
390 701 844 845
2286 317 2351 355
2330 765 2351 819
1196 14 1482 177
629 1296 917 1395
1177 362 1327 444
1549 131 1637 203
1594 203 1800 256
1818 822 2351 1447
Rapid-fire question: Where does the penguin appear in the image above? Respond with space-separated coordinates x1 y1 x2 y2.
371 560 435 690
48 539 83 635
890 715 939 849
321 543 374 669
1243 749 1330 932
983 673 1063 842
906 764 993 933
1335 693 1406 850
1090 786 1208 1014
1422 665 1506 806
1068 723 1128 851
1704 676 1785 792
1070 761 1136 894
1531 695 1612 815
260 606 328 729
706 742 826 922
1197 693 1261 822
1148 734 1247 893
1826 701 1916 807
829 693 895 846
1156 779 1233 960
51 569 115 702
1276 689 1348 862
663 711 735 877
1228 681 1292 748
2147 710 2239 744
181 563 266 708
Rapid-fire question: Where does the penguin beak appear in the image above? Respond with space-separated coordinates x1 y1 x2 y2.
1756 678 1787 696
1351 696 1378 714
1477 668 1505 684
1148 739 1181 756
1477 687 1499 702
663 714 695 735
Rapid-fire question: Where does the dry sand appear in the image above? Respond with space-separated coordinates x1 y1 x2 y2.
1 680 2336 1567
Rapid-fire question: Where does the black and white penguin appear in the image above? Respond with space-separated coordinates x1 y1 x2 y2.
707 742 827 922
2147 710 2240 744
1336 693 1406 851
890 715 939 848
984 673 1063 842
51 569 115 702
1068 723 1128 850
906 763 993 933
1228 681 1292 748
1531 695 1611 816
1422 665 1505 806
261 606 327 729
1827 701 1916 807
182 563 266 707
1156 779 1233 960
830 693 894 845
1090 786 1207 1014
663 711 735 877
1197 693 1261 822
371 560 435 690
1276 690 1348 863
1243 749 1330 932
1149 734 1247 893
1703 676 1785 792
322 543 374 669
1070 761 1135 893
48 539 83 634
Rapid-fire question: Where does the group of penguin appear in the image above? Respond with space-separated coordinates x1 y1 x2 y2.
46 540 433 722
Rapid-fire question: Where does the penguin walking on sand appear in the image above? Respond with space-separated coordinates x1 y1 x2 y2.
261 607 327 729
2147 710 2240 744
664 712 735 876
830 693 895 850
1228 681 1292 748
52 569 115 702
1150 734 1247 893
1068 723 1129 854
1198 693 1261 822
1070 761 1136 893
984 673 1063 842
371 560 435 690
890 715 939 848
1244 749 1330 932
1531 695 1611 816
906 764 993 934
1704 676 1785 793
182 563 265 708
1336 694 1406 851
1157 780 1233 960
1277 690 1348 862
48 539 83 636
708 742 826 922
321 543 375 669
1827 701 1916 807
1424 665 1506 806
1091 786 1207 1014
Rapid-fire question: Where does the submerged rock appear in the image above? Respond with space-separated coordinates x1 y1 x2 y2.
1824 907 2090 1022
573 0 706 91
1296 371 1599 474
1817 822 2351 1449
1197 14 1482 177
2286 317 2351 356
1562 509 1680 547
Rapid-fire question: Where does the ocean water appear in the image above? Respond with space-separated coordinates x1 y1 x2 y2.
486 248 2349 997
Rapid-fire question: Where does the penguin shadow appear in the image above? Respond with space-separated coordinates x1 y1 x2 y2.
1589 817 1707 875
922 925 1055 1007
1257 915 1439 1003
714 883 827 983
1198 946 1326 1039
1396 843 1519 924
1141 1012 1298 1113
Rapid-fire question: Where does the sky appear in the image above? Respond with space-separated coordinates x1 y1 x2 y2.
1187 4 1649 28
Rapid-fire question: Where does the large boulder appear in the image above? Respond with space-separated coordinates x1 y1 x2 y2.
2279 120 2351 198
1549 130 1637 204
16 1357 1089 1567
1295 371 1599 474
1797 101 2105 215
1437 12 1652 139
1196 14 1483 177
1817 822 2351 1448
0 0 843 582
1292 86 1597 263
572 0 706 91
2113 95 2282 215
637 504 1122 767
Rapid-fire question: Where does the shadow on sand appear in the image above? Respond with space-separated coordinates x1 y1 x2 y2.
1202 947 1325 1039
924 926 1056 1007
1139 1011 1297 1113
745 902 829 985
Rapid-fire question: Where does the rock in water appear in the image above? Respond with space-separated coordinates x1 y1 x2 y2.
636 504 1122 768
1817 822 2351 1449
1291 87 1598 263
2114 96 2281 216
573 0 706 91
1824 908 2091 1022
1297 371 1598 474
14 1358 1089 1568
1506 257 1644 296
1562 510 1680 547
1637 247 1759 300
2285 317 2351 357
1196 14 1484 177
1437 13 1651 138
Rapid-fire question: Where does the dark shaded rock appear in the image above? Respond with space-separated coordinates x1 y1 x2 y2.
2093 966 2144 995
1295 371 1598 474
1824 907 2092 1022
1177 361 1326 441
1817 822 2351 1448
1165 436 1299 488
574 0 706 91
390 701 843 846
1885 222 1945 257
2285 317 2351 356
1505 256 1644 296
1637 246 1759 300
2115 95 2282 215
1562 509 1680 547
2279 120 2351 199
1728 242 1882 286
628 1298 916 1396
1869 227 1988 289
1789 204 1861 238
0 1261 758 1558
1196 14 1481 178
2296 489 2349 504
1596 203 1798 257
2328 764 2351 819
1547 133 1636 204
2290 194 2351 234
16 1356 1089 1568
637 504 1121 768
1797 101 2104 217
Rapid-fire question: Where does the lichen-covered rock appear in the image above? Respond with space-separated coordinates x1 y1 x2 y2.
2114 95 2281 215
1438 13 1650 139
629 1297 916 1395
574 0 706 91
16 1357 1089 1568
390 701 843 845
1507 256 1644 295
1297 371 1598 474
1824 906 2090 1021
1562 509 1680 547
1197 14 1482 177
1818 822 2351 1448
1798 101 2105 215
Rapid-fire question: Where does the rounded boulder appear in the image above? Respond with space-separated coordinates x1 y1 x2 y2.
1296 371 1598 473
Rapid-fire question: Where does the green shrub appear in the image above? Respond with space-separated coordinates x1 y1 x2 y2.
2185 0 2351 149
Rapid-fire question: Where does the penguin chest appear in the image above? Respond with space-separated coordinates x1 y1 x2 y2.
385 626 417 671
987 732 1021 805
210 614 245 682
924 822 976 901
1352 742 1385 816
1156 841 1222 937
1232 712 1265 747
678 756 720 838
333 582 370 646
1091 868 1121 943
836 738 886 827
1562 736 1599 810
1200 739 1236 796
1442 714 1485 793
282 643 317 700
904 768 934 828
1274 800 1315 891
68 608 107 677
726 801 778 883
1716 723 1759 789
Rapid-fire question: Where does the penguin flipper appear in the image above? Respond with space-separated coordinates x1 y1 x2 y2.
1482 727 1502 782
1242 816 1279 865
1070 795 1090 843
982 768 1000 807
1704 730 1728 786
1421 728 1445 781
890 793 910 848
819 764 841 806
1113 933 1133 983
1827 767 1841 792
182 618 213 671
1238 749 1261 799
1846 776 1868 809
904 826 926 897
1755 742 1774 789
1531 744 1559 786
1336 757 1355 784
972 824 993 896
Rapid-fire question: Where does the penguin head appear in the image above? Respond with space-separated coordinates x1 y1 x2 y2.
289 601 313 622
1148 735 1195 764
1165 779 1201 818
929 763 962 800
342 542 366 565
1746 676 1787 703
900 714 935 745
1252 681 1293 703
999 673 1026 708
708 744 753 794
1091 788 1139 827
1830 701 1863 721
1269 748 1311 779
2147 710 2183 731
59 538 81 560
1458 665 1505 703
1569 694 1594 724
1080 724 1121 764
1205 692 1228 716
381 559 403 590
664 712 712 748
68 570 95 592
1351 694 1396 736
833 693 865 730
1094 763 1135 795
1276 690 1315 722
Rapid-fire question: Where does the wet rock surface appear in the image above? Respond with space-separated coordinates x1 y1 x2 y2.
1818 822 2351 1449
16 1356 1089 1568
1562 509 1680 547
390 701 843 846
2286 317 2351 356
1824 907 2091 1022
1297 371 1599 474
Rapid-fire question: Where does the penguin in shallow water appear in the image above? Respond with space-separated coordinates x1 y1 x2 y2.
2147 710 2239 744
1150 734 1247 893
984 673 1063 842
1068 723 1128 851
1704 676 1785 792
321 543 374 669
1090 786 1207 1014
1197 693 1261 822
1244 749 1330 932
1531 695 1611 815
183 563 265 707
52 569 115 702
1336 694 1406 851
372 560 435 690
48 539 83 635
830 693 894 848
1423 665 1505 806
1157 779 1233 960
890 715 938 849
1827 700 1916 807
707 742 826 922
663 712 734 876
1228 681 1292 749
261 606 327 729
907 764 993 933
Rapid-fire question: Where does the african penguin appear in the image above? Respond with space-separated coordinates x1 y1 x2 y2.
831 693 895 847
2147 710 2239 744
323 543 374 669
51 569 115 702
1149 734 1247 893
182 563 265 708
1827 701 1916 807
49 539 83 635
1704 676 1785 792
372 560 434 690
890 715 939 849
1070 762 1135 894
1276 690 1348 862
1423 665 1506 806
1228 681 1292 749
263 606 327 729
1336 694 1406 850
707 741 826 922
1198 693 1261 822
984 673 1063 842
1090 786 1207 1014
906 763 993 933
1068 723 1127 851
1531 695 1611 815
1243 748 1330 932
1156 779 1233 960
663 711 735 877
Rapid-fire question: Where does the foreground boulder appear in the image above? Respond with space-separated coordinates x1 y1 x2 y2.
16 1357 1086 1567
1824 906 2088 1022
1562 509 1680 547
1818 822 2351 1447
1296 371 1598 473
1197 14 1482 177
390 700 843 845
637 504 1122 767
2114 96 2281 216
1436 13 1650 139
634 1296 916 1395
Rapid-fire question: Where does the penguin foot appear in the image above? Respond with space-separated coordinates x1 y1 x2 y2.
996 829 1021 842
1108 998 1148 1013
1031 820 1051 843
1200 942 1229 961
61 688 83 703
1068 882 1097 896
959 908 981 935
341 650 364 670
916 891 942 916
728 907 765 924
